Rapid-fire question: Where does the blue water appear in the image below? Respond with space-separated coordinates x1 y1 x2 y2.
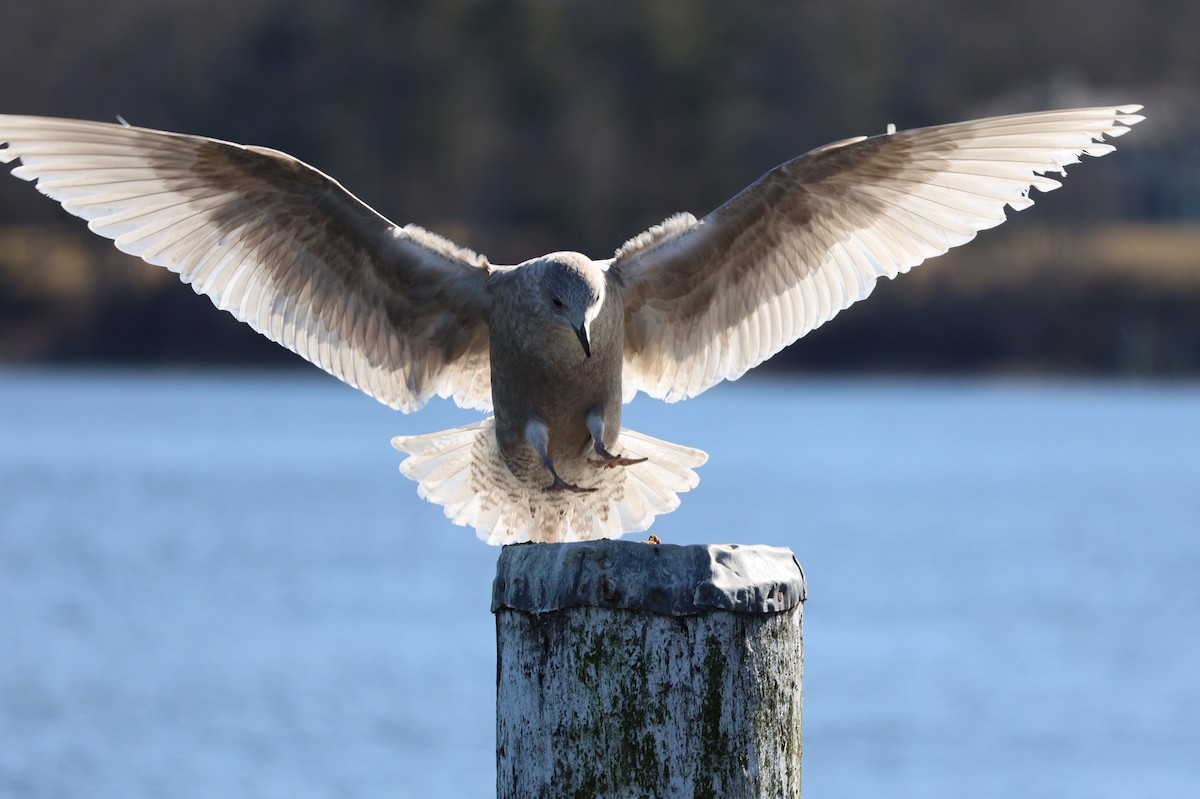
1 370 1198 798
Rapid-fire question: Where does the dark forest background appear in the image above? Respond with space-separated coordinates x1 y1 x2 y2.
1 0 1197 375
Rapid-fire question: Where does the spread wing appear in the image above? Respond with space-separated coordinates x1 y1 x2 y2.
611 105 1144 402
0 115 494 412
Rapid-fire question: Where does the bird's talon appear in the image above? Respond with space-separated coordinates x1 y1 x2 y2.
546 476 596 493
588 455 648 469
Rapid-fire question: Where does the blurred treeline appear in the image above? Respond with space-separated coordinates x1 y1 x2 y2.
1 0 1198 375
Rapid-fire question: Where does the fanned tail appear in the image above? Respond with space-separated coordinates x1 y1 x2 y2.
391 419 707 545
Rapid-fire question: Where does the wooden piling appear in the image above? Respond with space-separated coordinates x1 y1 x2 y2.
493 540 806 798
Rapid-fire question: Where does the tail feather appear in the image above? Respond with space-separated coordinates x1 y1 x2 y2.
391 418 707 545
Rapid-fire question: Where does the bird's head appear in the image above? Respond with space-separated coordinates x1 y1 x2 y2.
535 253 605 358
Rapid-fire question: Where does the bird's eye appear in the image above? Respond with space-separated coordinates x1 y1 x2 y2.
551 297 565 309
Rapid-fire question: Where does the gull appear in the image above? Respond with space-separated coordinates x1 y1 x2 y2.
0 105 1143 543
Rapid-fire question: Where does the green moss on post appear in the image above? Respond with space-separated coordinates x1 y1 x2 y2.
494 541 806 798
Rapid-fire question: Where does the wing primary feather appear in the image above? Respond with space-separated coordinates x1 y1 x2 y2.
0 113 496 413
614 105 1143 402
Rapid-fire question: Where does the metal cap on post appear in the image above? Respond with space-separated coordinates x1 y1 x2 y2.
494 540 807 799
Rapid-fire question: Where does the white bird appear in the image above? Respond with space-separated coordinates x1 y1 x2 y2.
0 105 1143 543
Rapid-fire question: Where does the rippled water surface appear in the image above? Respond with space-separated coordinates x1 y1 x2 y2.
2 370 1198 798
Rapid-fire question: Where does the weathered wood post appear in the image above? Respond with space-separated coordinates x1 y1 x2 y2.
493 540 807 798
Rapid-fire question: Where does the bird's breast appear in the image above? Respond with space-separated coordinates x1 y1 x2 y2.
490 299 623 461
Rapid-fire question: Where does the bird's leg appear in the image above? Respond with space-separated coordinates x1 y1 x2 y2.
526 418 596 493
586 410 647 469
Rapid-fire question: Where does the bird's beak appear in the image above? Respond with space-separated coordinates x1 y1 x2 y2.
574 322 592 358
